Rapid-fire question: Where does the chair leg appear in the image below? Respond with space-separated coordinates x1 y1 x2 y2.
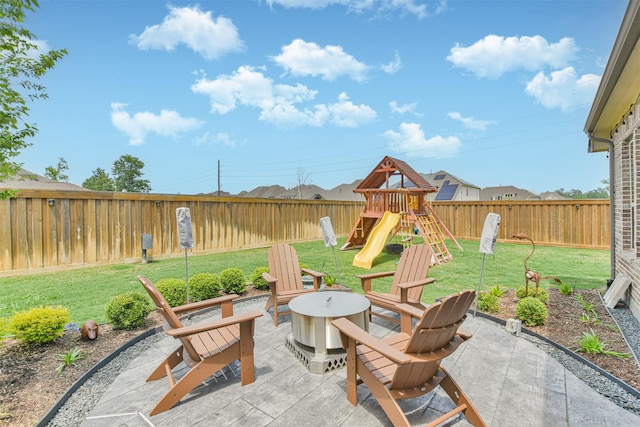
358 364 411 427
344 339 359 406
239 321 257 386
147 345 184 382
438 367 486 427
264 294 274 312
149 348 239 416
273 303 279 326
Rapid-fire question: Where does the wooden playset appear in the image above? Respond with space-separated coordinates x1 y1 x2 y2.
342 156 460 266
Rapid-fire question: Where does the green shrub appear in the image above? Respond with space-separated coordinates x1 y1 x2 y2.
515 285 529 299
516 285 548 303
9 306 70 345
515 297 548 326
575 329 629 358
156 278 187 307
536 288 549 304
558 280 573 295
489 285 507 298
251 267 270 290
189 273 221 302
106 291 152 330
220 267 247 294
477 292 500 313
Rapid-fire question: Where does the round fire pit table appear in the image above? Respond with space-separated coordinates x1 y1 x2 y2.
287 291 370 374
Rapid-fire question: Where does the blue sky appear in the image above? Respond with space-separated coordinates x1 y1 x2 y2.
19 0 627 195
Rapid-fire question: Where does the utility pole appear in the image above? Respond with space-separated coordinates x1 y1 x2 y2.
217 159 220 196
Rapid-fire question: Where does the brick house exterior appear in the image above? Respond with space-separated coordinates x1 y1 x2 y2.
585 0 640 320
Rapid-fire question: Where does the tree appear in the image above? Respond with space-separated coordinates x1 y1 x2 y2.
44 157 69 181
556 180 609 199
112 154 151 192
82 167 115 191
293 167 312 199
0 0 67 198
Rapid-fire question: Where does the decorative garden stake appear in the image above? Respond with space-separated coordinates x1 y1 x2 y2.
512 232 561 297
81 320 99 340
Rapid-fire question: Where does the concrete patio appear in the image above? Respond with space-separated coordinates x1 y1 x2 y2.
79 295 640 426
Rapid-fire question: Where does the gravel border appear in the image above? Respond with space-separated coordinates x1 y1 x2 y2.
42 296 640 426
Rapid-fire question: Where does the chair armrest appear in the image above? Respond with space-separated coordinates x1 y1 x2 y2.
301 268 324 278
301 268 325 290
397 303 425 333
172 294 239 315
167 310 263 338
397 303 424 318
395 277 435 290
331 318 411 365
357 271 395 292
262 272 277 284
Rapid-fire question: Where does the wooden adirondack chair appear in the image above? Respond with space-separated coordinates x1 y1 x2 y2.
138 275 263 416
262 243 325 326
331 290 485 427
357 244 435 325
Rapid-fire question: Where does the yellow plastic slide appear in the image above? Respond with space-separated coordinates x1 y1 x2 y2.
352 211 401 269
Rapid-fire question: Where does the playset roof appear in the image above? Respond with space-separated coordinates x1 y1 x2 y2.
355 156 437 193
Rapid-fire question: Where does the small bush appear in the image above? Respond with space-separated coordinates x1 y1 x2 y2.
106 291 152 330
516 285 548 303
156 278 187 307
9 306 70 345
477 292 500 313
220 267 247 294
575 329 629 359
251 267 270 290
323 273 337 286
515 297 548 326
189 273 222 302
489 285 507 298
558 280 573 295
536 288 549 304
515 285 529 299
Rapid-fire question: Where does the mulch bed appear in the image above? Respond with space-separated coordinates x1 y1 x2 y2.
489 289 639 391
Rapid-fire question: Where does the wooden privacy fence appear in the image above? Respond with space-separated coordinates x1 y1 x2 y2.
433 200 610 250
0 191 610 273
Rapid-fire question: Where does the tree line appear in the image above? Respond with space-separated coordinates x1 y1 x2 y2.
45 155 151 192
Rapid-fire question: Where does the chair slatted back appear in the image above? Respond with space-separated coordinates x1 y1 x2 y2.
390 245 434 302
138 276 201 363
267 243 303 293
390 290 475 391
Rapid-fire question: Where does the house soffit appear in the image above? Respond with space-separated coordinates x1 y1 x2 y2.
586 0 640 149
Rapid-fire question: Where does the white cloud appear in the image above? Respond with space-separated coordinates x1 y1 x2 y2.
129 5 243 60
110 103 203 145
447 112 494 130
192 66 376 128
447 35 578 79
384 122 460 158
271 39 368 82
525 67 601 111
381 51 402 74
328 92 377 127
195 132 237 147
191 66 278 114
389 101 419 115
265 0 435 18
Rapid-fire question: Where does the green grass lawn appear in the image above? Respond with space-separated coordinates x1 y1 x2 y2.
0 238 610 335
